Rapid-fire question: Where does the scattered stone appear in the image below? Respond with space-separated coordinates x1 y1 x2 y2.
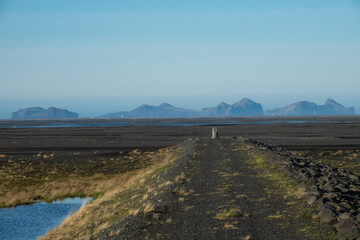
318 205 336 224
339 202 352 211
306 193 318 205
338 212 351 220
243 138 360 239
335 218 360 240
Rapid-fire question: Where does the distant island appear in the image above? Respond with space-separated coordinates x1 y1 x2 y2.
200 98 263 117
98 103 200 118
97 98 264 118
10 98 355 120
98 98 355 118
266 99 355 116
12 107 79 120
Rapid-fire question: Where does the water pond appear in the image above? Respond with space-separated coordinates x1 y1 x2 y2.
0 197 90 240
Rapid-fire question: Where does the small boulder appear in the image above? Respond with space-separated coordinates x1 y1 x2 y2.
318 205 337 224
306 193 318 205
338 212 351 220
335 218 360 240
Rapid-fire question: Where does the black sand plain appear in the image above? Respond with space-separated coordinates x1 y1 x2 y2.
1 116 360 239
1 116 360 199
1 116 360 178
1 116 360 155
2 116 360 194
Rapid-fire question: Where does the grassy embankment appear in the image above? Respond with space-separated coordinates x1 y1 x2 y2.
243 143 337 240
40 144 186 239
0 146 182 208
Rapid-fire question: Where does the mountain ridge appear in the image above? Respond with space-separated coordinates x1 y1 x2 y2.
265 98 355 116
98 98 355 118
10 98 356 119
98 98 264 118
200 98 263 117
12 107 79 120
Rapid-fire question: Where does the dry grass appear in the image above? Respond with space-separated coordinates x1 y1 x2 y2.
143 202 155 213
214 208 243 220
267 214 284 219
0 148 166 207
38 145 185 240
224 223 239 229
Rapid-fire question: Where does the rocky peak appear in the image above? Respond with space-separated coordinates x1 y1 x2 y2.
266 99 355 116
158 103 175 108
325 99 342 106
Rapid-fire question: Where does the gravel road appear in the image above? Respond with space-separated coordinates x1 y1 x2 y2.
94 138 335 239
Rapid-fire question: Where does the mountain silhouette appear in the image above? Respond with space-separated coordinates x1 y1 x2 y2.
265 99 355 116
99 98 264 118
12 107 79 119
200 98 263 117
98 103 200 118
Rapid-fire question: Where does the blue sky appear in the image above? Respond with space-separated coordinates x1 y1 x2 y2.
0 0 359 118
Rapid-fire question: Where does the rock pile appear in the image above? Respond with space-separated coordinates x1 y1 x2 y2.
244 138 360 240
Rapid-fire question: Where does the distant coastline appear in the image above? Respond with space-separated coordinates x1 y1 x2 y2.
98 98 355 119
7 98 356 120
1 115 360 129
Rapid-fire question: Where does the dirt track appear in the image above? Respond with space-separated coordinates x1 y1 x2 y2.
90 138 335 240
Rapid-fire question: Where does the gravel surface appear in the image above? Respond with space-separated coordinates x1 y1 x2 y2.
92 138 336 240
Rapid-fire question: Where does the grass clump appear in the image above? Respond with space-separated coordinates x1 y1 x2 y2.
214 208 244 220
245 147 337 240
0 149 164 207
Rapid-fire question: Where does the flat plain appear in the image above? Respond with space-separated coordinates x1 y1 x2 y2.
1 116 360 239
1 116 360 206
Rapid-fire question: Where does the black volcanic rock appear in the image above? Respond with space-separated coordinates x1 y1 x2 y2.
201 98 264 117
98 103 200 118
12 107 79 119
266 99 355 116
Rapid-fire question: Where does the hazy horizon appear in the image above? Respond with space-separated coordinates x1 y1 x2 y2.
0 94 359 119
1 0 359 119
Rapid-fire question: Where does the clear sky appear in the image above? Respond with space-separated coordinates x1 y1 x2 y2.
0 0 359 118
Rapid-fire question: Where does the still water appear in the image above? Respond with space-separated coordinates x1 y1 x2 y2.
0 197 90 240
0 120 318 129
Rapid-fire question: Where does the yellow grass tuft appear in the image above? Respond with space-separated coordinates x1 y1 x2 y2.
129 208 140 216
143 202 155 213
267 214 284 219
224 223 239 229
214 208 243 220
